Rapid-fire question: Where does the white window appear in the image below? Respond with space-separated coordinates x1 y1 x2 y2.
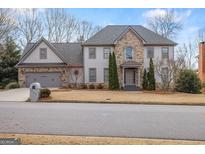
147 47 154 59
89 48 96 59
103 48 111 59
89 68 96 82
104 68 109 83
40 48 47 59
125 47 133 60
162 47 169 59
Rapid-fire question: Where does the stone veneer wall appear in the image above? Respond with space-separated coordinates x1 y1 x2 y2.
18 67 69 87
114 29 144 88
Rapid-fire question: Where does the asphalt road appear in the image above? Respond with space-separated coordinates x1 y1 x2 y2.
0 102 205 140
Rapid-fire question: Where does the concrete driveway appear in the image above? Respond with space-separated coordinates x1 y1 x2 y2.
0 88 29 102
0 102 205 140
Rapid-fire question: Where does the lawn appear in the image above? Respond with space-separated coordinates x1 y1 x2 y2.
1 134 205 145
41 89 205 105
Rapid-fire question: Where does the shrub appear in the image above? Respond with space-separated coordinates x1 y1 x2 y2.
147 58 156 90
112 52 119 90
202 82 205 88
40 88 51 98
175 70 201 94
5 82 19 89
89 84 95 89
109 52 119 90
0 83 4 89
1 78 12 88
142 69 148 90
97 83 103 89
108 52 113 89
81 84 87 89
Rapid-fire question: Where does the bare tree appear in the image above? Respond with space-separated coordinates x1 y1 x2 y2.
155 59 176 90
17 9 43 47
76 20 102 42
45 9 77 43
175 42 197 69
174 47 187 70
146 9 182 39
69 68 82 88
0 9 17 43
198 27 205 42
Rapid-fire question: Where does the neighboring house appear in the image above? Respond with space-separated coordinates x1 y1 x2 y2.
199 42 205 82
17 25 177 90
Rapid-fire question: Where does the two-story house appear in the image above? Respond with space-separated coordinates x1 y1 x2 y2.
17 25 177 90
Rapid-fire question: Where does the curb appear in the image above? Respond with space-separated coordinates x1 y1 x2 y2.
39 100 205 106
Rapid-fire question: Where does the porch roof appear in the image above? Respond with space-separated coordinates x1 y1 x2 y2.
121 61 142 68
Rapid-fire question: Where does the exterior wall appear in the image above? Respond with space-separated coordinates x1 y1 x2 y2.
23 42 63 63
199 42 205 82
114 29 144 88
83 46 114 83
144 46 174 82
68 67 84 84
18 67 69 87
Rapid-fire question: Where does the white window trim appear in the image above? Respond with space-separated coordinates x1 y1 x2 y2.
40 48 47 60
103 47 111 59
161 47 169 59
104 68 109 83
124 47 134 60
147 47 154 59
88 48 96 59
89 68 96 83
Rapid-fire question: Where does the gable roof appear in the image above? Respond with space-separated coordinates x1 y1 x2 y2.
18 37 68 64
83 25 177 46
18 38 83 66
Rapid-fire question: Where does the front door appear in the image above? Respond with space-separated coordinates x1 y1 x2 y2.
125 69 135 85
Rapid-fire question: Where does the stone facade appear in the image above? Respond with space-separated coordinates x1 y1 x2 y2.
18 67 69 87
114 29 144 88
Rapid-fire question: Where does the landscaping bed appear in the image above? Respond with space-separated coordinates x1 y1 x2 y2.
40 89 205 105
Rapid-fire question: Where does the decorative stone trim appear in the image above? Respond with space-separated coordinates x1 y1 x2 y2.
114 29 144 88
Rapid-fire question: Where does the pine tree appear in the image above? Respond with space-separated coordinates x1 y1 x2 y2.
0 37 21 87
142 69 148 90
147 58 156 90
108 52 113 89
112 52 119 90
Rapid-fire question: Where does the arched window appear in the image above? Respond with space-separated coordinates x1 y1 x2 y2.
125 47 133 60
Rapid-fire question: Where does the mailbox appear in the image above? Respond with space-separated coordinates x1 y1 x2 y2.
29 82 41 102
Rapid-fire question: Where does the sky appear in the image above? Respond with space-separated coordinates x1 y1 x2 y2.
65 8 205 46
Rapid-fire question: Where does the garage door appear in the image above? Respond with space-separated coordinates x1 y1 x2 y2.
25 72 62 87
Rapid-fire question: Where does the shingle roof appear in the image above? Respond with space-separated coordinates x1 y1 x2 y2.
21 42 83 65
83 25 177 46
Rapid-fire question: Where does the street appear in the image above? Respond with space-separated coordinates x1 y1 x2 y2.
0 102 205 140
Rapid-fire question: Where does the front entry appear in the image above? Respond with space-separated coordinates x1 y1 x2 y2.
124 68 136 85
123 68 139 91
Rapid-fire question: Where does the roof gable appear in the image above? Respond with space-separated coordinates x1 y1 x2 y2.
18 37 67 64
113 26 146 44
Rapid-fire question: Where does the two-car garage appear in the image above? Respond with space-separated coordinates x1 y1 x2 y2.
25 72 62 87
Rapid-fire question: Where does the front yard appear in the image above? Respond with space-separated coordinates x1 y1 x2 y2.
1 134 205 145
41 89 205 105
